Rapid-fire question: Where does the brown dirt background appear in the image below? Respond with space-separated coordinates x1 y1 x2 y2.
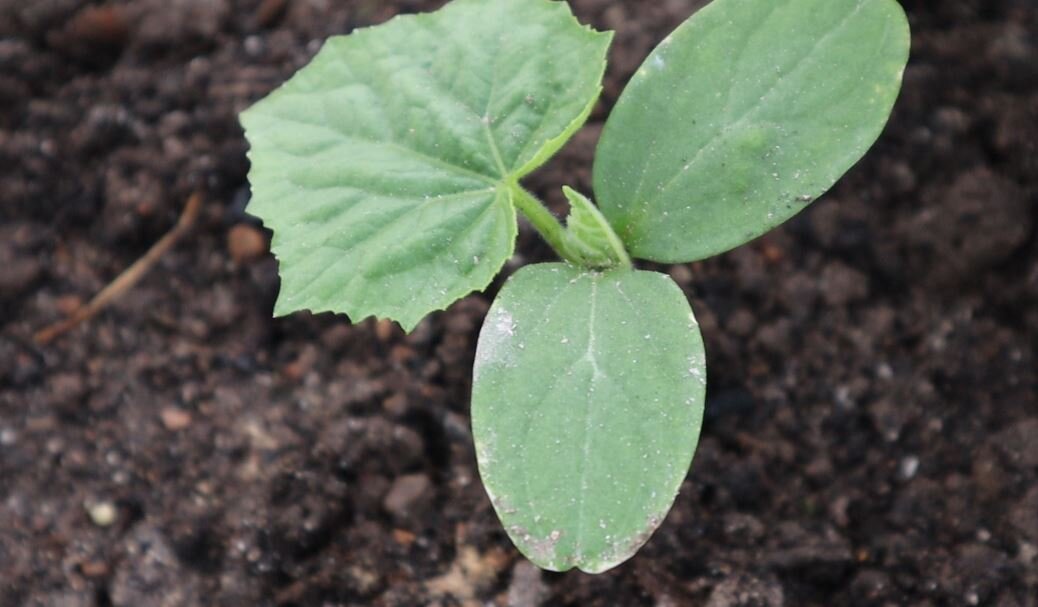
1 0 1036 605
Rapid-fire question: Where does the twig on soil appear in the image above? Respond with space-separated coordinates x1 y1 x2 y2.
34 192 204 345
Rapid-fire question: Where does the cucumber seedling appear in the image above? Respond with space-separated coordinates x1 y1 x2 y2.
241 0 909 573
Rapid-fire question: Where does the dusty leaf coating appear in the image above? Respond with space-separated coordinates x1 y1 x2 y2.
471 263 706 572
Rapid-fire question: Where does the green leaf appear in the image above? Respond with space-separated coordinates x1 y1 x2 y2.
594 0 910 263
562 186 631 269
241 0 612 331
471 263 706 572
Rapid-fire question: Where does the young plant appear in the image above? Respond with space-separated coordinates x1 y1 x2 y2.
241 0 909 573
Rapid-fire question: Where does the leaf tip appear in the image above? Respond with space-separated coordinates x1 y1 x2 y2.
271 293 299 319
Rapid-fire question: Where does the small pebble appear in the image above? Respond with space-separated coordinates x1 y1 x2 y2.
375 318 397 342
244 35 264 57
507 560 549 607
392 528 416 546
383 473 431 518
227 223 267 263
86 501 117 527
1018 542 1037 564
80 560 110 577
382 393 408 417
900 455 920 480
160 406 192 431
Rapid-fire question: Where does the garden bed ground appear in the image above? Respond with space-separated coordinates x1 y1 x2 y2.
1 0 1036 605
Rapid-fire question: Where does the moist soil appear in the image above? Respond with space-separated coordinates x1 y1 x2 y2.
1 0 1036 605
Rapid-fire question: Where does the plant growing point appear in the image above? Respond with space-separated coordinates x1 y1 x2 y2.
241 0 910 573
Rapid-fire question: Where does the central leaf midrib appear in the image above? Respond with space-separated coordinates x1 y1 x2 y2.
574 276 601 562
481 21 511 179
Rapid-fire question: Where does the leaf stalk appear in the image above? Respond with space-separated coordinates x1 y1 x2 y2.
509 184 582 266
509 183 631 270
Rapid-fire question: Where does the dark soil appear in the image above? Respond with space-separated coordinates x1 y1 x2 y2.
1 0 1036 605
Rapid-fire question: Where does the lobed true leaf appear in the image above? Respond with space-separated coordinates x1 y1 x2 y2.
241 0 611 331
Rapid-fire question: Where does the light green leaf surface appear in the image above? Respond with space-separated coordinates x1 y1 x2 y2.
471 263 706 572
562 187 631 269
242 0 612 330
594 0 910 263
